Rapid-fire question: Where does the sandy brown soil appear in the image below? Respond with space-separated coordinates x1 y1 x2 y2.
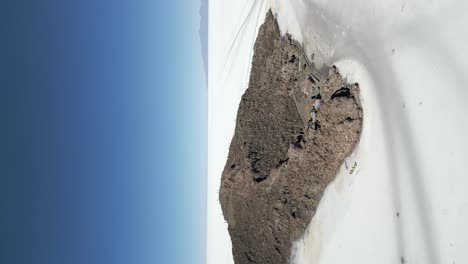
219 10 363 263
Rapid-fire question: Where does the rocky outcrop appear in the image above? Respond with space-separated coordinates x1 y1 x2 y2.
219 10 363 263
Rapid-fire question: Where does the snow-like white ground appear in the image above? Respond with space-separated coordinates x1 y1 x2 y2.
208 1 468 263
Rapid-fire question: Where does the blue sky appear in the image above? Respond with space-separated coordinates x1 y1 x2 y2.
2 1 207 263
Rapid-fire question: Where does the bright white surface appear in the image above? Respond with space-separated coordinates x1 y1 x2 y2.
209 0 468 263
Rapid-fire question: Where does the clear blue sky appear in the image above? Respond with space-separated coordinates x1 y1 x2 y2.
2 1 207 263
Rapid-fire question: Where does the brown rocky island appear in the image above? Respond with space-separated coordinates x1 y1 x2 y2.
219 10 363 263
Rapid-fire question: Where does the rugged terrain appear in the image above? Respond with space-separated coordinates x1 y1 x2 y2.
219 10 363 263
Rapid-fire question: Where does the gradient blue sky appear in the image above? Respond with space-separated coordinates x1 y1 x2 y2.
2 1 206 263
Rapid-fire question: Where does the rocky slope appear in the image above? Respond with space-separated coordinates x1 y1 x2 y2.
219 10 363 263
